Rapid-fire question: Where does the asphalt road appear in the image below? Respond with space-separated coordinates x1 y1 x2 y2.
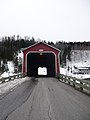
0 77 90 120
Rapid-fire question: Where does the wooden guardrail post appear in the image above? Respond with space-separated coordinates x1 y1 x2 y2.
73 79 75 87
89 84 90 93
2 78 5 83
61 75 63 81
9 76 11 81
65 76 66 82
0 73 26 84
68 77 70 85
80 81 83 91
60 75 62 82
59 74 90 94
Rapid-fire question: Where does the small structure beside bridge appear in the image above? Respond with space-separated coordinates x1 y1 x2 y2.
22 42 60 77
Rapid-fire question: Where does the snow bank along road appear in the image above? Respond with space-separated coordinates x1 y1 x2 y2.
0 77 90 120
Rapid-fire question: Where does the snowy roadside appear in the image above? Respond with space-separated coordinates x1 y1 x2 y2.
0 77 30 96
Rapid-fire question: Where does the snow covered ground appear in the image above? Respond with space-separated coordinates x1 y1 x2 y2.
0 61 15 78
65 50 90 80
0 77 30 96
0 72 16 78
60 67 90 80
0 60 28 96
7 61 14 73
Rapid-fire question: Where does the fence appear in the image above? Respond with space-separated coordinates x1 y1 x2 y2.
59 74 90 94
0 73 26 84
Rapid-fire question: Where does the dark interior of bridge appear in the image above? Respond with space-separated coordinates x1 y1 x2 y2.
27 53 56 77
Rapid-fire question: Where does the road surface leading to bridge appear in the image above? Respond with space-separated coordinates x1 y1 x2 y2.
0 77 90 120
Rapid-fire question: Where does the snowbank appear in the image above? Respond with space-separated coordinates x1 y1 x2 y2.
60 67 67 75
1 72 9 78
0 61 15 79
71 74 90 80
7 61 14 73
0 77 29 96
0 72 16 78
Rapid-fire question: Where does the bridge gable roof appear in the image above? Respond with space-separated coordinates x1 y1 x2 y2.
23 42 60 53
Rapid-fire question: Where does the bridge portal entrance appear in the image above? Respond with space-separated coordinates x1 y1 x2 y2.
27 53 56 77
23 42 60 77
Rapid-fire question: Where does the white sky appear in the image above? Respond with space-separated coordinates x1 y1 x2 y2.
0 0 90 42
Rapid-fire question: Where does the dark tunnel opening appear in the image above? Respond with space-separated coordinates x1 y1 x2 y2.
27 53 56 77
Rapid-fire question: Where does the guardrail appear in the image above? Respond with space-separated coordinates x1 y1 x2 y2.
0 73 26 84
59 74 90 94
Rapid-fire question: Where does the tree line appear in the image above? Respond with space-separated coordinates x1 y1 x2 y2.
0 36 90 66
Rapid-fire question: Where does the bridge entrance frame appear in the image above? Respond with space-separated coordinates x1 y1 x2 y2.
22 42 60 77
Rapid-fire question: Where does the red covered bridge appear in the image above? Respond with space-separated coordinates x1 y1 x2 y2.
22 42 60 77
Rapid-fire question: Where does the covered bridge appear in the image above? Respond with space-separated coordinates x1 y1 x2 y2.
22 42 60 77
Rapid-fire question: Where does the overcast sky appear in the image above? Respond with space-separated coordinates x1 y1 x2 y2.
0 0 90 42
